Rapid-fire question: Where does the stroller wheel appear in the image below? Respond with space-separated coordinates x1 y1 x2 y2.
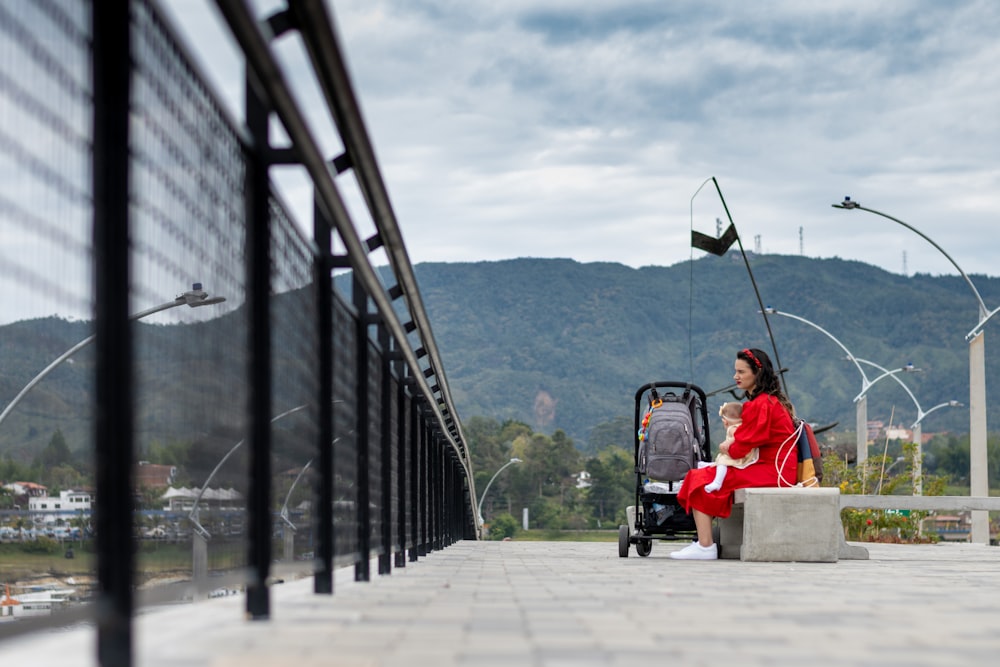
636 537 652 557
618 525 629 557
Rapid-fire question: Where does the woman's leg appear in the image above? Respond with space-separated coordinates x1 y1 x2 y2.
693 509 714 547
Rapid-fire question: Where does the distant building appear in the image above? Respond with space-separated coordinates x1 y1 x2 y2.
161 486 244 513
3 482 47 498
135 462 178 489
28 489 92 516
884 425 912 441
866 420 884 444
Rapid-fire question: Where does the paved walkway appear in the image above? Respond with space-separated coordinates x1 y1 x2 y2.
4 539 1000 666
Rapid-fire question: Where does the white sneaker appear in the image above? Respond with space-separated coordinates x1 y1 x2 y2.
670 541 718 560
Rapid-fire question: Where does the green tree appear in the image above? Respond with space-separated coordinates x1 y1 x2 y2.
14 515 28 542
45 464 84 494
586 416 632 456
584 445 634 524
519 430 581 502
34 429 72 468
466 417 531 518
146 439 193 468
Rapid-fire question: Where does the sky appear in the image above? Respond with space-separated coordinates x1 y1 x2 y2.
131 2 1000 280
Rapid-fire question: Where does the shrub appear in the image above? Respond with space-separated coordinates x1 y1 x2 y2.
20 536 61 555
485 513 519 540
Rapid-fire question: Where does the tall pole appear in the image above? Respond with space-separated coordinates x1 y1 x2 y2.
855 395 869 465
834 198 994 544
970 333 988 540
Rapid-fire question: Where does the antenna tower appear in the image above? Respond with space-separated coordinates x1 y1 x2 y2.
799 226 803 255
902 250 908 276
754 234 761 254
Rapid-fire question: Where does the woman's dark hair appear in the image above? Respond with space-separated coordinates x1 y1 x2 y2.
737 347 795 418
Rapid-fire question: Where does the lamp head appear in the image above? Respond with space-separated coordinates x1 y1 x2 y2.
834 196 859 209
180 282 226 308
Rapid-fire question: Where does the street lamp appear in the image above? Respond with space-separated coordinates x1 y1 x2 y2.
884 456 907 476
853 361 922 404
188 403 307 540
854 358 961 494
477 457 522 526
834 197 995 543
764 308 934 468
763 307 874 463
0 284 226 430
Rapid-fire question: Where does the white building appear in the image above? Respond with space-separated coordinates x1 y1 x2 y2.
27 490 92 518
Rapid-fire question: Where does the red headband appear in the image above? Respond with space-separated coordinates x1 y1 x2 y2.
742 348 762 370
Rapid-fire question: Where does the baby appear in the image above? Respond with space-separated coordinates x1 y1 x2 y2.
699 401 758 493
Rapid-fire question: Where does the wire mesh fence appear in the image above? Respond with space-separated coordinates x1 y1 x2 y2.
0 0 476 654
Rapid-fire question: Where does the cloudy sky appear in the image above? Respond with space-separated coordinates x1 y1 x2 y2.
166 0 1000 278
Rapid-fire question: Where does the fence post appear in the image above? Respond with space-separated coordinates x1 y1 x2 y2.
378 325 393 575
313 197 334 594
353 280 371 581
395 364 410 567
418 410 429 557
409 397 421 562
244 70 273 620
93 1 134 664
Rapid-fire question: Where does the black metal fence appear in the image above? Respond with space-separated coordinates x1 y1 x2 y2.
0 1 477 663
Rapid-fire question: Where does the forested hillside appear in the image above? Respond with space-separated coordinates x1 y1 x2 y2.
413 254 1000 451
3 253 1000 465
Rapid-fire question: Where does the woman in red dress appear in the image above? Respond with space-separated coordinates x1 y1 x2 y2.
672 347 798 560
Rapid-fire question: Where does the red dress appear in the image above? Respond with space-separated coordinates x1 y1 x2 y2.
677 393 797 518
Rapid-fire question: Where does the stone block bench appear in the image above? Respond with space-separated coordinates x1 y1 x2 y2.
719 487 844 562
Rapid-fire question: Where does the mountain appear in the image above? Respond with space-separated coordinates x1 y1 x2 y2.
413 254 1000 450
3 254 999 462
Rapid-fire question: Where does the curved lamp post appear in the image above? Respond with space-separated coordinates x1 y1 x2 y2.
834 197 994 543
853 362 922 405
188 403 307 539
854 357 962 494
477 457 522 527
0 283 226 430
763 307 874 462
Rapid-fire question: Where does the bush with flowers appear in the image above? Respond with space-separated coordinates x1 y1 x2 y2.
823 442 946 543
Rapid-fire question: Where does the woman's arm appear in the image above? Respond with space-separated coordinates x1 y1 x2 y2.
727 398 770 460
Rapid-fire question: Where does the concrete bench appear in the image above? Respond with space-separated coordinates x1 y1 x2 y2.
719 487 847 562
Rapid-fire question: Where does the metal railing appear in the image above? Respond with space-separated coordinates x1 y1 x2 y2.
0 1 477 663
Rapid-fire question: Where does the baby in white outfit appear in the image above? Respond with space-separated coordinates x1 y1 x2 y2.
699 401 758 492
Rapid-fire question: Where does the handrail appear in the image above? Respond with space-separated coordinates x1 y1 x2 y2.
286 1 470 464
211 0 475 510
